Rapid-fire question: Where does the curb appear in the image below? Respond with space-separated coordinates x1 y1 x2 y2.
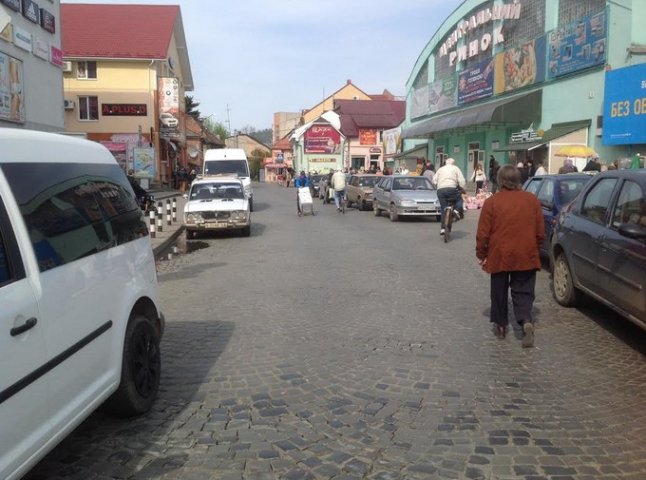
153 225 186 258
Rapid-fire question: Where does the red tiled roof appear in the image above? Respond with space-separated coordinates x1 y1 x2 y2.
334 99 406 137
273 137 292 150
61 4 179 59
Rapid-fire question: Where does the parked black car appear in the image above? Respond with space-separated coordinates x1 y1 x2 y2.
550 169 646 328
128 176 155 213
523 173 593 255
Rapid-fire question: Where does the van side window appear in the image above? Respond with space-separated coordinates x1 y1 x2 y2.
1 163 148 272
0 197 25 287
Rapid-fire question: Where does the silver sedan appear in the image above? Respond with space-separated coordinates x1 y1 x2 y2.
373 176 441 222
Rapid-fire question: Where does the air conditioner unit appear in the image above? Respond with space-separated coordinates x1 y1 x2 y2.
62 61 72 72
64 100 76 110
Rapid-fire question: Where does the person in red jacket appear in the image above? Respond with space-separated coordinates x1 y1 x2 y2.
476 164 545 347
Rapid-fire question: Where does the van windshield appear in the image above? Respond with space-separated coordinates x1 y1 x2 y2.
204 160 249 178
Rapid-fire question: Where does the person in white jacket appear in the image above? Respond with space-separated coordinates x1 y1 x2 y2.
432 158 467 235
471 163 487 192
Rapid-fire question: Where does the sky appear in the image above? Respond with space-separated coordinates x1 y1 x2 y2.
63 0 465 132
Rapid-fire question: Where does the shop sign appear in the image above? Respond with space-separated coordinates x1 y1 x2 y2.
276 152 284 162
40 8 55 34
133 147 156 178
547 11 606 79
382 127 401 156
102 103 147 116
0 7 12 43
359 129 377 145
510 128 542 143
438 1 521 67
32 35 48 60
2 0 21 12
369 147 381 154
304 125 341 154
494 36 546 94
309 157 336 163
13 25 31 51
22 0 39 24
458 57 494 105
602 63 646 145
49 45 62 66
158 77 180 139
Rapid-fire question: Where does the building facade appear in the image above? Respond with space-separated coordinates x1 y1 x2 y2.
61 4 193 186
402 0 645 178
291 111 345 175
0 0 63 131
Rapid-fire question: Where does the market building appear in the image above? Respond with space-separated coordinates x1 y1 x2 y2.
61 3 193 187
0 0 63 131
401 0 646 178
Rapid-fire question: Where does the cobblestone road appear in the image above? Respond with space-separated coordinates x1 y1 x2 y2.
26 183 646 480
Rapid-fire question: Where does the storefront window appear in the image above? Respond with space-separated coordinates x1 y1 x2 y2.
558 0 605 27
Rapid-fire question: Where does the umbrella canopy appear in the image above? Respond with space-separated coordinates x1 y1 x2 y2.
554 145 598 158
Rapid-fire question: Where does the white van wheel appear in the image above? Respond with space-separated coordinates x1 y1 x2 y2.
105 314 160 416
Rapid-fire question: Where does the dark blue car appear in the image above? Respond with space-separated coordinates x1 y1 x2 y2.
523 173 593 255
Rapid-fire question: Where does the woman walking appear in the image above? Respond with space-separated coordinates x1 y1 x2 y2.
471 163 487 193
475 165 545 347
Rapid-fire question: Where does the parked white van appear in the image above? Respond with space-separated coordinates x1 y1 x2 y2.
203 148 254 211
0 129 164 480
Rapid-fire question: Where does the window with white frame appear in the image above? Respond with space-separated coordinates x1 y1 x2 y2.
76 61 97 79
78 96 99 121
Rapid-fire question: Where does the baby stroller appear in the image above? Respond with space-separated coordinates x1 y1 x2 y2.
297 187 314 216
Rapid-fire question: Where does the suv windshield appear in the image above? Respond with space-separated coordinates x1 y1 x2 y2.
204 160 249 178
190 183 244 200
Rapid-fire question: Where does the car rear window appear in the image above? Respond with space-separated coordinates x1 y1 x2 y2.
558 178 589 205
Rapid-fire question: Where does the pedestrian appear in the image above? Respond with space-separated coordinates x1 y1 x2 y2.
534 159 547 176
422 162 435 181
488 156 499 193
476 164 545 347
582 156 601 172
517 162 529 185
471 163 487 192
294 171 309 215
558 157 578 174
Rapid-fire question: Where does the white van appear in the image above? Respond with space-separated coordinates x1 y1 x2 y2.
0 129 164 480
203 148 254 211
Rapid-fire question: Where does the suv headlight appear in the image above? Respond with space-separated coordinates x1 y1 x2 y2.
185 212 204 224
244 185 252 196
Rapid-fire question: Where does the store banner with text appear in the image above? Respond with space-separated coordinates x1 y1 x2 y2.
602 63 646 145
304 125 341 154
0 52 24 122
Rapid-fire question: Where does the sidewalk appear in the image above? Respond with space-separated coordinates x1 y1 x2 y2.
146 188 186 257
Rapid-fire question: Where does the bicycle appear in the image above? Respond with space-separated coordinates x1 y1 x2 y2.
443 199 456 243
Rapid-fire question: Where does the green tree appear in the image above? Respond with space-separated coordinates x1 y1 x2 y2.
249 148 267 180
202 116 229 143
185 95 201 120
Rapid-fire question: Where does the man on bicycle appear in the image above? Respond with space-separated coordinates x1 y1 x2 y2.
432 157 466 236
331 168 347 212
294 171 309 214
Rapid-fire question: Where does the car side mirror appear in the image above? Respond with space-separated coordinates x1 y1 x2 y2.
618 223 646 240
183 194 188 199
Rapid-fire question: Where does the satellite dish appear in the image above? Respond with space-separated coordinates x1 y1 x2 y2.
188 147 199 159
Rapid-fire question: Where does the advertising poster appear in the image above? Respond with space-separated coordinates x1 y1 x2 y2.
458 57 494 105
429 76 457 114
410 85 429 119
133 147 156 178
0 6 12 43
602 63 646 145
0 52 24 122
359 129 377 145
494 36 546 94
304 125 341 154
547 11 606 79
382 127 402 156
158 77 180 139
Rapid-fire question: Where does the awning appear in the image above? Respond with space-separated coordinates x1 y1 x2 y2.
494 120 591 152
401 90 541 139
393 145 427 160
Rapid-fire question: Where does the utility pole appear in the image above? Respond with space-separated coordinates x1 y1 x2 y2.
225 104 232 136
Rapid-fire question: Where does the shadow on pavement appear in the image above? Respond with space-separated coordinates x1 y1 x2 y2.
251 201 270 212
581 302 646 356
24 320 234 480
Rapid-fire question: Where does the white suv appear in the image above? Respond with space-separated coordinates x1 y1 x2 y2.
0 129 164 480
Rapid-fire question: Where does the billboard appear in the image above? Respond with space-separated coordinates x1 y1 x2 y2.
0 53 24 122
494 36 546 94
458 57 494 105
304 125 341 154
602 63 646 145
158 77 180 139
547 11 606 79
